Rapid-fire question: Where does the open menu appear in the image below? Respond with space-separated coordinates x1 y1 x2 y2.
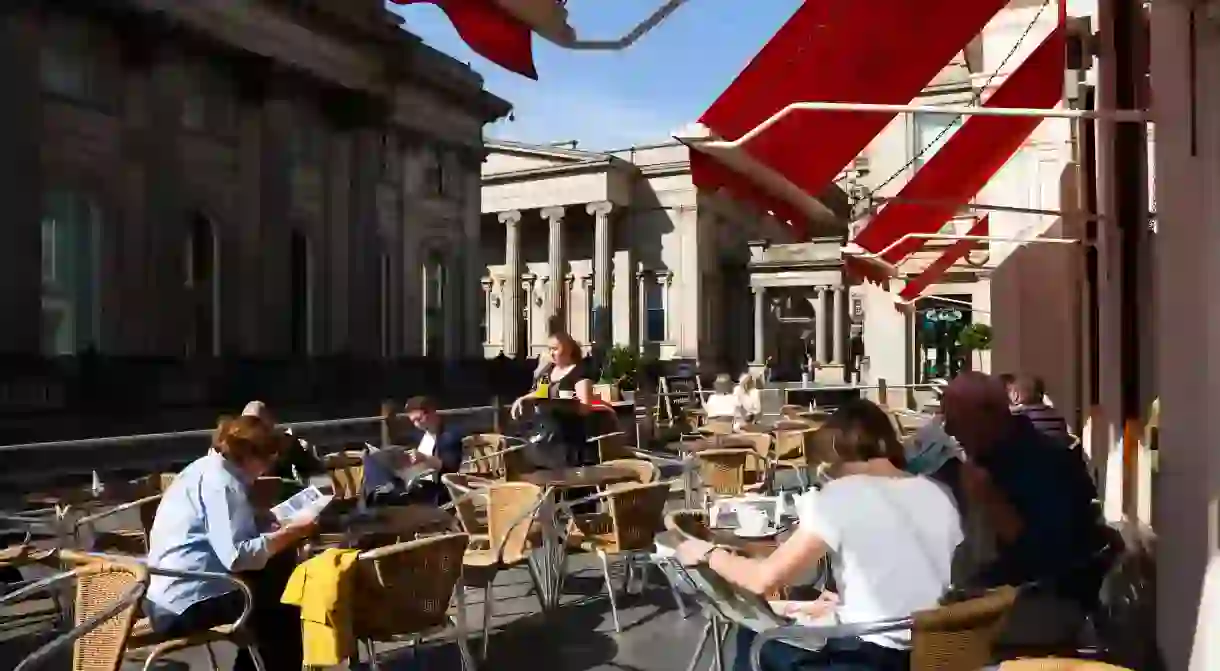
269 485 333 524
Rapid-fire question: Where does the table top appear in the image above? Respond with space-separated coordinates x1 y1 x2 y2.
518 464 640 489
24 480 155 509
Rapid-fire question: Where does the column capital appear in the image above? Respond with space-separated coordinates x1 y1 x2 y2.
586 201 614 217
497 210 522 226
540 206 566 222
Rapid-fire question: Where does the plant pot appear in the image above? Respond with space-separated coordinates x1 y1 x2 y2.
594 383 621 403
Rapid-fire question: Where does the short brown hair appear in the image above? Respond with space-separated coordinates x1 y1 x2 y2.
1012 376 1045 405
404 396 437 414
213 415 284 465
818 399 906 468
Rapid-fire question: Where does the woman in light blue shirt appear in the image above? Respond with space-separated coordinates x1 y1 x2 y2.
145 415 317 671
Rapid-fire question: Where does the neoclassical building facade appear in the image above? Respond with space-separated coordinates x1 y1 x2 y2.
0 0 508 359
478 139 853 371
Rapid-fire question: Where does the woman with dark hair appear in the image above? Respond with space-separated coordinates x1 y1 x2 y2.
145 415 315 671
676 399 963 671
510 331 597 468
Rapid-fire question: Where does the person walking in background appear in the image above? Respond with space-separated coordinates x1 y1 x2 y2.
1006 375 1073 448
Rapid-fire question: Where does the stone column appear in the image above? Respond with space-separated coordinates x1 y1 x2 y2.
815 287 831 364
752 286 766 364
636 265 649 346
498 210 522 357
589 201 614 347
541 206 566 331
833 286 848 365
463 170 484 357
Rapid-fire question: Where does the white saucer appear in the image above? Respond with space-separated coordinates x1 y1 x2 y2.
734 526 779 539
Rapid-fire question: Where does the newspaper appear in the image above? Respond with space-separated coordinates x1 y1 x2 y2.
269 485 332 524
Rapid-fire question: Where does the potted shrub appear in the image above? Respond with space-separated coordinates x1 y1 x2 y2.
595 345 640 402
957 322 993 370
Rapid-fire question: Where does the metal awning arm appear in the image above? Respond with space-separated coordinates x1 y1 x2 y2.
557 0 693 50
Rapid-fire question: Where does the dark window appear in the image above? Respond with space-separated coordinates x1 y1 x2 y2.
645 280 666 342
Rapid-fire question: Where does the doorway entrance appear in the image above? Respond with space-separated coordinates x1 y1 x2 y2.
914 295 973 381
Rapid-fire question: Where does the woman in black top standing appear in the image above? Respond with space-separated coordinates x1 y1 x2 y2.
511 331 597 468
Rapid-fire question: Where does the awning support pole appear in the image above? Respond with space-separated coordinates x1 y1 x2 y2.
729 102 1151 148
557 0 693 50
873 196 1157 222
845 232 1080 264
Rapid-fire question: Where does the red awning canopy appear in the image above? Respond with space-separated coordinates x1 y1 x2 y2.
894 216 990 309
848 27 1066 284
397 0 565 79
695 0 1010 216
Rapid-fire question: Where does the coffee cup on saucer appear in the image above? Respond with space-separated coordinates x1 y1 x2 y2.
736 505 772 537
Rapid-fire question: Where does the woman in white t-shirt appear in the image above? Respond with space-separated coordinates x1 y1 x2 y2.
676 400 963 671
704 373 746 423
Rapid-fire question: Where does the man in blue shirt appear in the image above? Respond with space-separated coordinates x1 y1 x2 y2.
942 373 1114 654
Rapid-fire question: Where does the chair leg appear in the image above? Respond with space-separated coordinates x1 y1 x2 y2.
598 550 622 633
245 645 267 671
656 558 690 619
711 616 727 671
481 583 495 661
204 643 220 670
453 584 478 671
366 640 381 671
524 561 547 612
683 619 713 671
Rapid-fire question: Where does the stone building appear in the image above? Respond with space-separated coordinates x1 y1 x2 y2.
478 139 852 373
0 0 508 359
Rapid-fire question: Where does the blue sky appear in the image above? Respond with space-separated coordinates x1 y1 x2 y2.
387 0 802 150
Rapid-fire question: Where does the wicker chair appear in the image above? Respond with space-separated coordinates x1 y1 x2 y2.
997 660 1133 671
699 420 737 436
351 533 475 671
696 448 765 506
4 557 148 671
461 434 509 478
441 473 493 543
123 565 265 671
599 458 659 485
747 586 1019 671
719 433 773 491
565 482 672 632
325 452 366 501
81 473 177 557
455 481 547 660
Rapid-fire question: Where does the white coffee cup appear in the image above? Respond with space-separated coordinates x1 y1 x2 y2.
558 390 576 399
736 504 770 536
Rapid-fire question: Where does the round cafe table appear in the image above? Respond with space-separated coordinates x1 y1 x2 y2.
516 463 641 613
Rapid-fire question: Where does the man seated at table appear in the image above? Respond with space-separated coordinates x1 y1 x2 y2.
364 396 464 507
146 415 318 671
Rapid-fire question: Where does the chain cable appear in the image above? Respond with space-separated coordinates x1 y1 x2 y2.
860 0 1056 207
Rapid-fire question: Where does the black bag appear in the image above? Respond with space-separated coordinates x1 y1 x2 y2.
523 414 570 470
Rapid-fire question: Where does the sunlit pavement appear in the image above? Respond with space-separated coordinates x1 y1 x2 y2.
2 552 722 670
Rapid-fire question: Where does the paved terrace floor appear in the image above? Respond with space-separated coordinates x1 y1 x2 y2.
1 553 723 671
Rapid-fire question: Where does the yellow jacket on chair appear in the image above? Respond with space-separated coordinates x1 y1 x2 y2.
281 548 360 667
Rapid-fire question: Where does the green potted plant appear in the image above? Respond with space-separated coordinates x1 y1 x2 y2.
596 345 640 402
957 322 993 370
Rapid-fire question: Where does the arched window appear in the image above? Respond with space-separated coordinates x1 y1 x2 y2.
290 231 314 356
185 214 220 357
41 190 101 355
423 249 446 358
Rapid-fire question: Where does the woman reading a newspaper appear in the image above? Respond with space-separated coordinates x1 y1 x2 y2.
145 415 318 671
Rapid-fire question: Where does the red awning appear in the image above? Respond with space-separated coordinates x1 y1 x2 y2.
396 0 539 79
896 216 990 306
848 27 1066 284
698 0 1010 205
